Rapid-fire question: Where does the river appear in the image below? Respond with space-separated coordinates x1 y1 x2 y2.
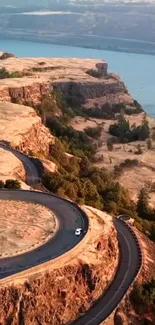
0 39 155 117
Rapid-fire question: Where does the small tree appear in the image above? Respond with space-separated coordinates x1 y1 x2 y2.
140 115 150 140
0 180 4 188
136 144 143 155
107 138 114 151
0 67 10 79
147 138 152 150
49 139 65 162
137 187 149 219
4 179 21 189
43 172 63 193
150 224 155 241
152 130 155 141
39 95 58 125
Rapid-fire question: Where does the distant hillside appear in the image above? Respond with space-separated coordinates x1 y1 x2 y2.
1 1 155 55
1 4 155 55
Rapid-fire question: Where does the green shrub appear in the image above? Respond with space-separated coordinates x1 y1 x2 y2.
0 180 4 188
135 144 143 155
0 67 32 79
114 159 139 176
0 52 15 60
107 138 114 151
4 179 21 189
0 67 10 79
86 69 103 78
109 115 150 143
131 279 155 308
84 126 102 139
48 117 96 158
38 61 46 65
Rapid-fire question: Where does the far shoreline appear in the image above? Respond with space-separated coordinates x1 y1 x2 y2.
1 36 155 57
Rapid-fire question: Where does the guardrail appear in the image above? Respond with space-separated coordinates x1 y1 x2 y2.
118 216 143 275
101 217 143 325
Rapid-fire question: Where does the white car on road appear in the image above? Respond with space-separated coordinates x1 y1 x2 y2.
75 228 82 236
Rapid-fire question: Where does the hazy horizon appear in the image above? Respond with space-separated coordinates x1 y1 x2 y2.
1 0 155 7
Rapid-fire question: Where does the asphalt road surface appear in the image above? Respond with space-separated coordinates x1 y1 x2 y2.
71 218 141 325
0 141 40 185
0 142 141 324
0 189 88 279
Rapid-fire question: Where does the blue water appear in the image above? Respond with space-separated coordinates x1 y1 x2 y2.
0 39 155 117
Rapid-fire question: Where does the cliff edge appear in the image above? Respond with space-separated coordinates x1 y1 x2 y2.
0 57 137 112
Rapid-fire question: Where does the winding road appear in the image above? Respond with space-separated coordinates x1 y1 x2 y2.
0 141 142 324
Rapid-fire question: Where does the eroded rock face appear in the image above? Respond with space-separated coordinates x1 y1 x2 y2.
0 236 117 325
16 120 55 157
0 82 51 105
52 77 127 102
0 58 136 111
9 83 51 105
0 102 54 156
114 311 128 325
0 148 25 182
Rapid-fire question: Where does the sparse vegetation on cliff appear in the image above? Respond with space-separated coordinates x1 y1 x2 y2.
42 135 136 215
109 114 150 143
31 80 155 243
34 89 154 228
37 94 59 125
47 117 96 158
0 67 32 79
86 69 104 78
71 101 143 120
134 188 155 241
137 188 155 223
52 84 142 121
37 89 155 246
114 159 139 176
130 279 155 324
84 126 102 139
0 52 15 60
107 138 114 151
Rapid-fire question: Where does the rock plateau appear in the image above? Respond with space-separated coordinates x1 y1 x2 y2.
0 57 136 111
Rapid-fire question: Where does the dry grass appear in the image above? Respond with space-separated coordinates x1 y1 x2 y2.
0 148 25 183
0 200 57 257
0 57 106 83
71 114 155 206
0 102 40 146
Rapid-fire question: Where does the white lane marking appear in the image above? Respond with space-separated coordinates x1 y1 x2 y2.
85 226 132 325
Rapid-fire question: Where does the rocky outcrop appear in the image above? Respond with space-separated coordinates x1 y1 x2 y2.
0 101 54 186
16 120 55 156
0 57 137 111
0 148 26 183
114 311 128 325
9 82 51 105
0 207 119 325
53 77 127 101
0 102 54 156
0 81 51 105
